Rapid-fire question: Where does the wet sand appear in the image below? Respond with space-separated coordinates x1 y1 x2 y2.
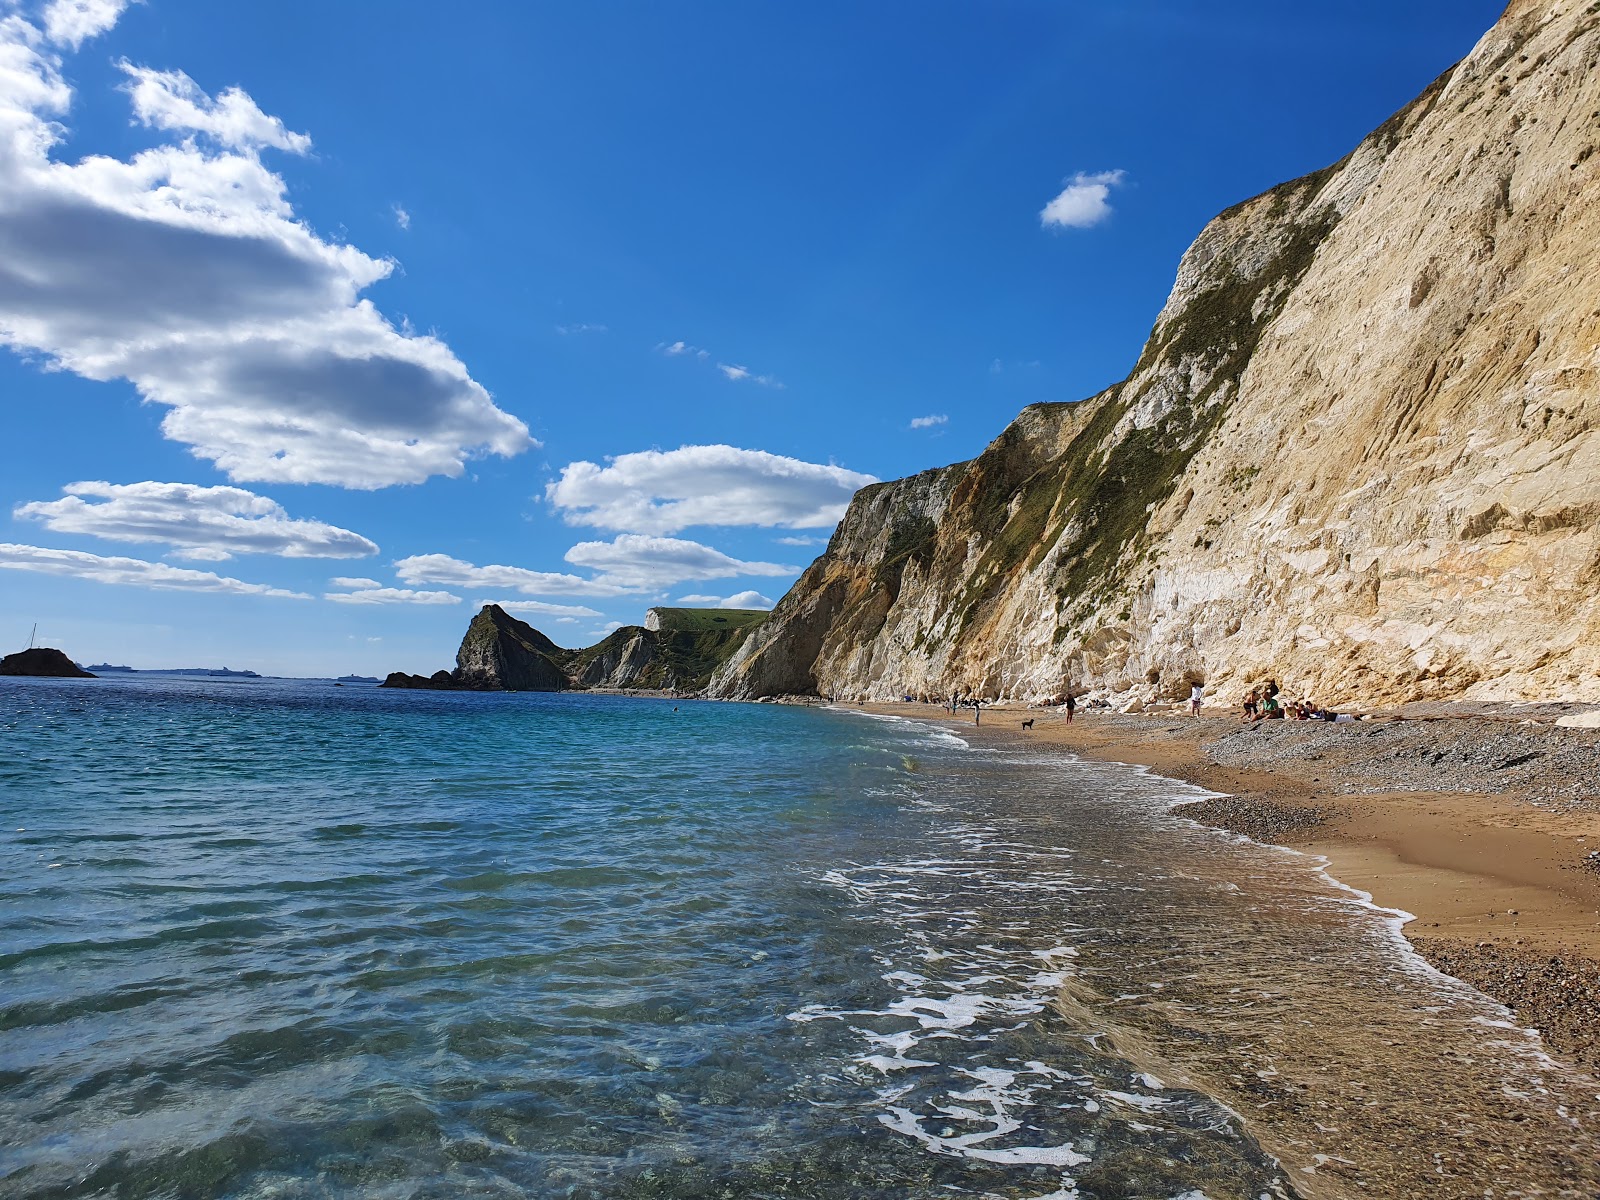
860 701 1600 1070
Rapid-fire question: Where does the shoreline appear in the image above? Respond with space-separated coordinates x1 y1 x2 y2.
859 700 1600 1070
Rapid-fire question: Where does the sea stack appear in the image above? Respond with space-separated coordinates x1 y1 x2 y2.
453 604 567 690
381 604 566 691
0 648 95 678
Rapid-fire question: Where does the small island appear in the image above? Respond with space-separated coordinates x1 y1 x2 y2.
0 648 95 678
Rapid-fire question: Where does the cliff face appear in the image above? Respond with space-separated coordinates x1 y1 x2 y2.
713 1 1600 706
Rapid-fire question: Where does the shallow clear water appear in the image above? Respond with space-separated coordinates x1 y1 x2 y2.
1 678 1596 1199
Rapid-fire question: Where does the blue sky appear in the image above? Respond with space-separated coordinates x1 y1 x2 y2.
0 0 1506 676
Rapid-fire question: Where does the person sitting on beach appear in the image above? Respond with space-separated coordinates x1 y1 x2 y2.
1255 694 1284 721
1242 688 1259 720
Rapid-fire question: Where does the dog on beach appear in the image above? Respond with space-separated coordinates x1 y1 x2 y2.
1020 718 1034 730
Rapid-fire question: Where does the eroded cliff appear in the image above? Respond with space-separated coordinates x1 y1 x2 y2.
713 0 1600 706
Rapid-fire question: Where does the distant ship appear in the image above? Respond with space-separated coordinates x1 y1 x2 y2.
149 667 262 678
83 663 134 672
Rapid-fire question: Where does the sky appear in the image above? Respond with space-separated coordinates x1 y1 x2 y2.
0 0 1508 677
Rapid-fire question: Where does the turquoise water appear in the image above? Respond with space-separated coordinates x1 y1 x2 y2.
2 677 1597 1199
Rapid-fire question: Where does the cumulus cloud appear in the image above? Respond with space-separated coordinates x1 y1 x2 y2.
674 592 777 607
1040 170 1127 230
119 62 311 153
0 542 308 596
15 480 379 560
775 534 829 547
324 585 460 605
909 414 948 430
41 0 128 49
563 534 793 589
476 598 604 618
0 13 533 488
394 553 638 598
330 576 383 589
546 444 876 536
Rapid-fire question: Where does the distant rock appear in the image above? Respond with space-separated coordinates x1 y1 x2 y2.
381 670 459 690
0 648 95 678
380 603 767 694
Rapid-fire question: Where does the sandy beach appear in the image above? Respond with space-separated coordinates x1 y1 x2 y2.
861 700 1600 1070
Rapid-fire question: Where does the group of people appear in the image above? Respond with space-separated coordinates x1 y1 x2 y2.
1241 680 1343 723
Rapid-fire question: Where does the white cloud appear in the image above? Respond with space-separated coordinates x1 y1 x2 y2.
718 590 773 609
325 585 460 605
909 414 948 430
563 534 794 588
1040 170 1127 230
586 620 624 638
0 14 533 488
556 322 606 335
41 0 129 49
657 339 708 360
0 541 308 597
119 62 311 154
675 594 720 603
475 598 603 618
546 444 876 535
394 553 638 597
392 203 410 230
717 362 781 388
775 534 829 547
330 576 383 589
15 480 379 560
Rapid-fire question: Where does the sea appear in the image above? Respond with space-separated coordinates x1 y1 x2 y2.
2 675 1597 1200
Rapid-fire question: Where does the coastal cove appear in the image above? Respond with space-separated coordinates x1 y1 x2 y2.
6 675 1600 1199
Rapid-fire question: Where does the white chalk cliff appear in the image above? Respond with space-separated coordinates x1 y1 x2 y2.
712 0 1600 706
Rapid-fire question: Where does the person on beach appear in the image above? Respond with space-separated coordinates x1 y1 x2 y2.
973 699 981 726
1242 688 1259 720
1064 691 1076 725
1189 681 1204 716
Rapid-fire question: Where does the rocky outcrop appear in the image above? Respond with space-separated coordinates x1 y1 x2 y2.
383 605 767 693
0 648 94 678
382 604 566 691
454 605 567 690
713 1 1600 707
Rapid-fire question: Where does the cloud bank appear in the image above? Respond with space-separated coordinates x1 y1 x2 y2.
546 445 876 536
15 481 378 560
0 542 308 597
563 535 793 588
0 10 533 488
